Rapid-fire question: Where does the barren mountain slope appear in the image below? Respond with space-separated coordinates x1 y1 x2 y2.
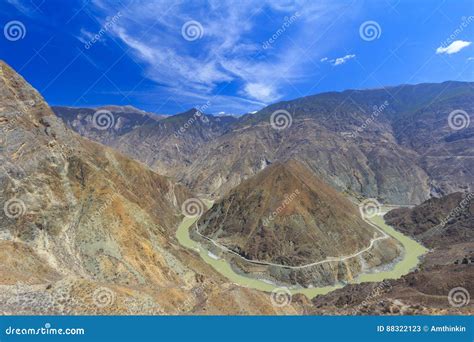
0 61 303 315
384 192 473 248
193 160 402 287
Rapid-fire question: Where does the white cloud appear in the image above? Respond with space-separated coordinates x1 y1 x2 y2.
243 83 280 102
332 54 356 66
320 54 356 66
85 1 346 111
436 40 472 55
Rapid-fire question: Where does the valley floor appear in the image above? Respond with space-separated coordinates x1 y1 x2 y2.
177 203 428 299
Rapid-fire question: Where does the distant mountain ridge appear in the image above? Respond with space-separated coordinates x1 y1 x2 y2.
54 81 474 205
52 105 167 145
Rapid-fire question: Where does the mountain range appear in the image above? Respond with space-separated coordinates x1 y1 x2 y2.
53 81 473 205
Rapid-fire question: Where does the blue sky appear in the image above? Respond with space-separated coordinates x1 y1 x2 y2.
0 0 473 115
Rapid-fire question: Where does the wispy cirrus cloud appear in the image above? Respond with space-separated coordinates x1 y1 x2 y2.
83 0 345 112
332 54 356 66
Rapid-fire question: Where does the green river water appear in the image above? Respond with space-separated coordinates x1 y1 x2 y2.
176 207 428 299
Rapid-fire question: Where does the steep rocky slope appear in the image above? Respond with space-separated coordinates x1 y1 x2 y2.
56 81 473 205
0 61 303 315
192 160 402 287
111 109 237 179
384 192 473 248
310 192 473 315
55 106 238 181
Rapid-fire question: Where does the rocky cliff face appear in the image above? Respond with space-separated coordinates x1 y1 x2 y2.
0 61 303 315
55 81 473 205
193 160 402 287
